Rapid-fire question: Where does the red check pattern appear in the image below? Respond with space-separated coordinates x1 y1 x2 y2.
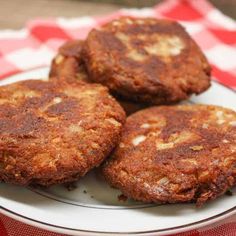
0 0 235 235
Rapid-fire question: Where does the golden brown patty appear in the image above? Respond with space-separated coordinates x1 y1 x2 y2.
83 17 211 104
49 40 146 115
49 40 89 84
102 105 236 206
0 80 125 186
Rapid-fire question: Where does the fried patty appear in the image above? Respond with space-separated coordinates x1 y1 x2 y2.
0 80 125 186
83 17 211 104
49 40 89 84
49 40 146 115
102 105 236 206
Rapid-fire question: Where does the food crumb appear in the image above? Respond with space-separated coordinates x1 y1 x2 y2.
64 182 77 191
225 190 233 196
118 194 128 202
83 190 87 194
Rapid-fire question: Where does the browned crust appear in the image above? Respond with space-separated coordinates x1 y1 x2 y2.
102 105 236 206
49 40 89 84
83 17 211 104
49 40 147 115
0 80 126 186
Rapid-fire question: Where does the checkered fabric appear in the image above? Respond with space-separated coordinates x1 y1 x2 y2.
0 0 235 235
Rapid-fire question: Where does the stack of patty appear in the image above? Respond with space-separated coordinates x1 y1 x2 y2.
50 39 146 115
1 17 235 207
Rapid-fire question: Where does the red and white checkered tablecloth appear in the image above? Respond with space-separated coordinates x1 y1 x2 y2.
0 0 235 235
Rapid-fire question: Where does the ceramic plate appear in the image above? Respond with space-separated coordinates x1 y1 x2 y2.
0 68 235 236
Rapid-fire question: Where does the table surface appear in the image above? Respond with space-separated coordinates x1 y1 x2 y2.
0 0 235 30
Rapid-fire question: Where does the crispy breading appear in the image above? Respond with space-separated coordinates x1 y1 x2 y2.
83 17 211 104
102 105 236 206
49 40 88 84
0 80 125 186
49 40 146 115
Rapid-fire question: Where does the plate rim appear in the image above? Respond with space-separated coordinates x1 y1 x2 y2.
0 67 236 235
1 205 236 236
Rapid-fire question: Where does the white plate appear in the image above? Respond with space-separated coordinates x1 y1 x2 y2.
0 67 235 236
